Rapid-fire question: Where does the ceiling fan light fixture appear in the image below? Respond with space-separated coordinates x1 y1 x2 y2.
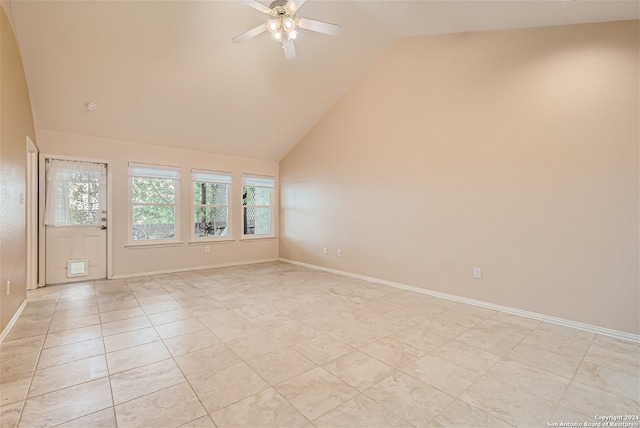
288 30 297 40
267 19 280 33
272 29 283 40
283 17 296 31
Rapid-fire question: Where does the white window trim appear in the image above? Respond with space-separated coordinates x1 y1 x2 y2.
128 162 181 246
191 169 233 242
241 174 275 239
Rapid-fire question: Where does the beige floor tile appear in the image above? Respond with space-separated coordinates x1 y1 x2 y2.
4 321 50 342
430 399 512 427
391 327 449 353
360 337 426 369
211 388 308 428
226 331 286 360
8 264 640 428
48 314 101 333
574 360 639 401
584 335 640 377
37 338 104 370
178 415 216 428
549 406 593 426
314 394 411 427
197 310 245 329
484 358 570 402
251 313 298 330
43 325 102 349
115 382 206 427
51 305 99 321
19 378 112 428
190 362 268 413
174 343 240 380
154 318 206 340
402 355 480 397
101 316 151 337
0 335 45 359
328 324 385 349
271 321 322 345
460 377 556 426
434 310 487 328
323 351 396 392
103 327 160 353
55 298 96 312
208 319 263 342
106 341 170 374
414 318 468 339
0 400 23 428
521 323 594 359
364 372 455 427
0 371 32 405
55 408 116 427
471 319 531 341
1 350 39 378
98 307 146 324
506 342 581 379
163 329 221 356
247 347 316 385
293 335 355 365
561 380 640 416
28 355 108 398
110 359 186 405
147 308 194 326
275 367 358 421
427 341 500 374
452 329 520 355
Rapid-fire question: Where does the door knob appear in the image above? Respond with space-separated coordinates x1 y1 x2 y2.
99 225 107 230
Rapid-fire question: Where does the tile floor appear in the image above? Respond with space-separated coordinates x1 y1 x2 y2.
1 262 638 427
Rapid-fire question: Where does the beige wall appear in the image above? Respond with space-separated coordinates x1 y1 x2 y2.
280 21 640 334
37 130 278 278
0 7 36 333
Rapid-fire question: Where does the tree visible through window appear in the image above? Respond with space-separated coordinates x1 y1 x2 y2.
192 170 231 239
242 175 274 236
129 164 180 241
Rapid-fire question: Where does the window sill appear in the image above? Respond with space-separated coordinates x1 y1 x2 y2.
125 241 184 249
239 236 278 242
189 239 234 246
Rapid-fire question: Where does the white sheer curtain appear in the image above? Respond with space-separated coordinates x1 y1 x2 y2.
45 159 106 226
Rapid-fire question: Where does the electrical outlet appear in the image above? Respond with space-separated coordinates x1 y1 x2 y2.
6 281 10 295
337 249 342 257
473 268 482 279
323 247 328 255
205 246 210 253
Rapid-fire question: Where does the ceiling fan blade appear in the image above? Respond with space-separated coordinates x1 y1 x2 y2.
285 0 306 12
297 18 341 36
241 0 272 15
282 39 296 60
232 23 268 43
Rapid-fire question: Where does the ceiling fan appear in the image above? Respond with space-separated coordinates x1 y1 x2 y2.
232 0 341 60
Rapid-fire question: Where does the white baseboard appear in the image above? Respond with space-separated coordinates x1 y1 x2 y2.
111 258 279 279
0 299 27 344
279 258 640 343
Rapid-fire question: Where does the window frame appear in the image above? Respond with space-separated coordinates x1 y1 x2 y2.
241 174 275 239
128 162 181 246
191 169 233 242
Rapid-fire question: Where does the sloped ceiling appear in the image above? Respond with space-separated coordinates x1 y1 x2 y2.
8 0 639 160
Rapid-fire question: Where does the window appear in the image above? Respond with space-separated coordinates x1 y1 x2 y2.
242 174 274 237
129 163 180 242
192 170 232 240
45 159 106 226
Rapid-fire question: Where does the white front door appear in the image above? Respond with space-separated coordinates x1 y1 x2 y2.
44 159 108 285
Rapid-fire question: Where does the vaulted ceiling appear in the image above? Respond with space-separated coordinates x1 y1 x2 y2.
6 0 638 160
